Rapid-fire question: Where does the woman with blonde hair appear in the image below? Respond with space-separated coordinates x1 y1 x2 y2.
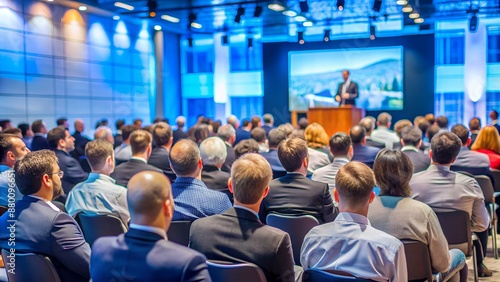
304 123 332 171
471 125 500 169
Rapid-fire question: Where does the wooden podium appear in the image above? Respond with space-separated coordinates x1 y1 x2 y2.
307 106 365 137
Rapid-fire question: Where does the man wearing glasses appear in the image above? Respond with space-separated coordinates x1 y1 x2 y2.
0 150 90 282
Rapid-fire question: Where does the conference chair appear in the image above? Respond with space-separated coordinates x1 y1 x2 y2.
167 220 193 246
434 210 479 282
492 169 500 193
474 175 498 259
266 213 319 265
206 260 266 282
0 206 7 216
302 269 375 282
1 249 61 282
76 213 127 246
401 240 435 282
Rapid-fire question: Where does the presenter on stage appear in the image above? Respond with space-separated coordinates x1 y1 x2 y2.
335 70 359 106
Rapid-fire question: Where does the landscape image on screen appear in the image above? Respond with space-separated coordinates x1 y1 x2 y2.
289 46 403 111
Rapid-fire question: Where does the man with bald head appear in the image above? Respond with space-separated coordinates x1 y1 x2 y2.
350 125 381 168
94 126 114 144
169 139 231 221
72 119 91 158
91 171 211 281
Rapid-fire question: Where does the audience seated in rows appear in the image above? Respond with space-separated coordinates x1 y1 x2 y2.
349 125 380 168
260 128 287 172
301 161 407 281
370 112 400 149
65 139 129 224
400 126 431 173
0 150 90 281
71 119 90 160
471 125 500 170
217 124 237 172
392 119 412 149
31 119 50 151
113 125 135 163
170 139 231 221
91 171 211 281
200 137 232 202
410 131 492 277
111 129 162 187
368 149 467 282
358 117 385 149
304 123 332 171
0 134 30 206
436 115 449 131
260 138 336 224
190 153 296 282
148 122 176 182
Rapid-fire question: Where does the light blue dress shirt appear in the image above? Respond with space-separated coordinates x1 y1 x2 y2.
300 212 407 282
0 165 23 207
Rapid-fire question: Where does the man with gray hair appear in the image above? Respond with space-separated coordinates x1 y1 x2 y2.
227 115 240 130
359 117 385 149
94 126 114 144
218 124 237 172
262 113 274 135
401 126 430 173
173 116 187 145
170 139 232 221
200 137 231 202
371 112 400 149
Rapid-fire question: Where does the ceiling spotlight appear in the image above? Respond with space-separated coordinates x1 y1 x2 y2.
78 5 87 11
46 0 54 2
414 18 424 24
235 6 245 23
268 2 286 12
298 31 305 44
323 28 331 42
372 0 382 12
147 0 157 17
469 14 478 32
299 1 309 13
112 15 120 20
396 0 407 5
254 5 263 17
283 10 297 17
303 21 313 27
247 37 253 49
295 15 307 22
114 2 134 11
161 15 180 23
370 25 376 40
191 22 202 29
188 37 193 47
409 11 420 19
221 34 229 45
402 4 413 13
337 0 345 11
154 25 162 31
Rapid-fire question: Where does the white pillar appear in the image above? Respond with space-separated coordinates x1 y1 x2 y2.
213 33 230 121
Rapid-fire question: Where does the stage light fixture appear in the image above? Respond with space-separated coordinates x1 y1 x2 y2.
469 14 478 32
254 5 263 17
221 34 229 45
336 0 345 11
295 15 307 22
235 6 245 23
372 0 382 12
247 37 253 49
147 0 157 17
268 2 285 12
402 4 413 13
161 14 180 23
370 24 376 40
78 5 87 11
409 11 420 19
154 25 162 31
303 21 313 27
113 15 120 20
396 0 407 5
114 2 134 11
283 10 297 17
298 31 305 44
299 1 309 13
323 28 331 42
414 18 424 24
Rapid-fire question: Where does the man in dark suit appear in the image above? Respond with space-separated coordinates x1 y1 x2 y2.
400 126 431 173
190 153 296 282
218 124 237 172
260 138 336 224
234 119 252 146
111 129 162 187
200 137 232 201
47 127 88 201
334 70 359 106
91 171 211 282
173 115 188 145
71 119 90 160
30 119 50 151
113 119 125 149
148 122 176 183
490 110 500 133
260 128 287 173
0 150 90 282
468 117 481 149
350 125 381 168
262 113 274 136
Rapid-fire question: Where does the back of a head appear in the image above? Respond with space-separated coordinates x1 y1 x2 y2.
425 113 435 125
426 125 440 141
268 128 287 148
251 116 261 129
218 124 236 142
436 116 449 129
304 123 329 148
358 117 374 133
451 124 469 146
94 126 113 143
176 116 186 127
31 120 44 134
0 120 11 129
298 117 308 130
277 123 294 137
329 132 352 155
469 117 481 131
193 124 209 144
418 120 430 136
56 118 67 127
413 116 425 126
3 128 21 138
234 139 259 159
115 119 125 131
335 161 375 209
401 126 422 147
278 138 308 172
373 149 413 197
377 112 392 126
227 115 239 128
349 125 366 144
263 113 274 124
471 126 500 153
133 118 143 127
169 139 200 176
127 171 171 220
394 120 413 138
122 125 136 141
430 131 462 164
153 122 172 146
231 153 272 205
251 127 266 143
491 110 499 120
47 127 66 150
17 123 30 137
200 137 227 166
289 129 305 140
129 129 152 155
85 139 113 171
15 150 57 196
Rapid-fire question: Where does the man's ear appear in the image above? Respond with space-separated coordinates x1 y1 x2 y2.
198 158 203 168
333 189 340 202
262 186 269 198
41 174 51 189
368 191 376 204
228 178 234 194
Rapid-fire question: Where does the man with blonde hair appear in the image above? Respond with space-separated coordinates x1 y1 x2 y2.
190 153 295 281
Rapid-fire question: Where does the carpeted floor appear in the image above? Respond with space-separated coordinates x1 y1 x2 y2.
467 234 500 281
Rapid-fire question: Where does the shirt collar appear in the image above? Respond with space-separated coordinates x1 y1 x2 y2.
88 172 116 184
401 145 419 152
27 195 60 212
335 212 370 226
34 133 45 137
233 205 259 219
129 224 167 239
130 156 147 163
333 157 350 163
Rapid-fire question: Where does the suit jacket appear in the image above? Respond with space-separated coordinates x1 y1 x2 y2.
335 81 359 106
201 165 232 202
366 138 385 149
113 133 123 149
351 144 381 168
148 146 176 183
31 135 50 151
262 125 273 136
56 150 88 197
312 158 350 191
221 143 236 172
234 128 251 146
469 133 478 149
260 173 336 224
260 149 286 172
401 148 431 173
451 147 496 184
173 128 188 145
71 131 90 159
0 196 90 282
111 158 162 187
91 228 211 282
190 207 295 282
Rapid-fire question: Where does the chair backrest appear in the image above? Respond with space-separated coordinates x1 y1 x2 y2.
302 269 375 282
206 260 267 282
474 175 495 204
1 249 61 282
491 169 500 192
266 213 320 265
401 240 434 282
76 213 127 246
434 210 472 256
0 206 7 216
167 220 193 246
